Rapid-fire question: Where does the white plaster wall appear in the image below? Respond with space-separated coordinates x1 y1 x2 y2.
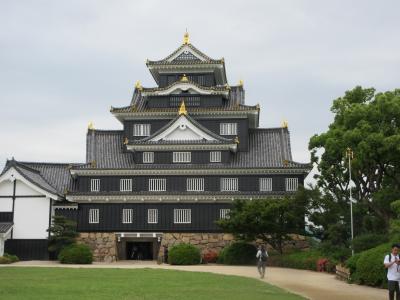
0 198 12 212
13 196 50 239
15 180 42 196
0 180 13 196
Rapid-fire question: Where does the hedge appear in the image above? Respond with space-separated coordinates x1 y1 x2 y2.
0 253 19 264
168 243 201 265
58 244 93 264
217 242 257 265
268 250 337 273
352 234 388 253
346 243 390 287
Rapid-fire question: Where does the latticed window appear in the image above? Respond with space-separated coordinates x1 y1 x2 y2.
149 178 166 191
220 209 230 219
169 96 201 107
133 124 151 136
174 51 200 61
210 151 221 163
187 178 204 192
143 152 154 163
90 179 100 192
285 178 298 191
173 152 191 163
147 209 158 224
174 209 191 224
220 123 237 135
120 179 132 192
259 178 272 192
89 209 99 224
122 209 133 224
221 178 238 191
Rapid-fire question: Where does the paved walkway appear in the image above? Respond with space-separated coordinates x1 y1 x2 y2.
2 261 386 300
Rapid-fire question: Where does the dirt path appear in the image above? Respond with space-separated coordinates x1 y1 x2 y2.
2 261 386 300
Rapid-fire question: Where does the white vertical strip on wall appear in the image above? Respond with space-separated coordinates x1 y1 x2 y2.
174 209 191 224
122 209 133 223
285 178 298 191
143 152 154 163
120 179 132 192
221 178 238 191
89 209 99 224
187 178 204 191
210 151 221 162
220 209 230 219
259 178 272 191
149 179 166 191
147 209 158 224
90 179 100 192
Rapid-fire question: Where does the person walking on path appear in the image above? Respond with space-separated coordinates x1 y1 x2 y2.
384 243 400 300
256 245 268 278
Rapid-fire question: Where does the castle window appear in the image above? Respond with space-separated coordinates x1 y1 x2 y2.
259 178 272 192
147 209 158 224
89 209 99 224
90 179 100 192
220 209 230 219
122 209 133 224
221 178 238 191
133 124 151 136
210 151 221 163
285 178 298 192
143 152 154 163
187 178 204 192
149 178 166 191
220 123 237 135
120 179 132 192
173 152 191 163
174 209 191 224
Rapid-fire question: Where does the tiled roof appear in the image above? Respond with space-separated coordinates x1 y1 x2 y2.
1 160 81 196
140 79 229 94
83 128 310 170
111 86 253 114
0 222 13 234
146 43 223 66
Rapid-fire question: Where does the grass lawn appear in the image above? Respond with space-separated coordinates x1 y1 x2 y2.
0 267 304 300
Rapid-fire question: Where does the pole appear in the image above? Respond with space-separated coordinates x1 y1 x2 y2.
347 148 354 256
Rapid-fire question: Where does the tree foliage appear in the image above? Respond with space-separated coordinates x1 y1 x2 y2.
217 196 306 254
309 86 400 233
48 215 78 255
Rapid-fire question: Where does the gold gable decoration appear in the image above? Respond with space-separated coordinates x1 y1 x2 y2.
135 80 143 91
282 120 288 128
178 100 187 115
180 74 189 82
88 121 94 130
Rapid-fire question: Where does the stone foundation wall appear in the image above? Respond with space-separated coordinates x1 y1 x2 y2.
158 232 234 259
77 232 117 262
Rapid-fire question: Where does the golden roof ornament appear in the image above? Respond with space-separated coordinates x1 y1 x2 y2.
123 137 129 145
88 121 94 130
180 74 189 82
90 160 97 168
234 136 240 144
239 79 244 87
135 80 143 91
282 120 288 128
183 31 190 44
178 100 187 115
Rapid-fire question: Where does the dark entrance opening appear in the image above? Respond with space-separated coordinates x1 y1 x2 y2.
126 242 153 260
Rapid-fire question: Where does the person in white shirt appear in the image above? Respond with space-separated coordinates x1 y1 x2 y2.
256 245 268 278
384 244 400 300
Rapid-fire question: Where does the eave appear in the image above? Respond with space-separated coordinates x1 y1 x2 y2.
126 143 238 152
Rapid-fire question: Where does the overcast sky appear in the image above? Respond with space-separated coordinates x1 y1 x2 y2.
1 0 399 174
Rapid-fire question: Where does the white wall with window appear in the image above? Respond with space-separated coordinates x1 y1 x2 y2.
133 124 151 136
143 152 154 163
220 209 230 219
285 178 299 191
173 152 191 163
122 209 133 224
210 151 221 162
120 179 132 192
90 179 100 192
221 178 238 191
147 209 158 224
174 209 191 224
148 178 166 191
259 178 272 192
186 178 204 191
220 123 237 135
89 209 99 224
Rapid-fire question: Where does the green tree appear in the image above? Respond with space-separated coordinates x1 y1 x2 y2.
217 196 306 254
309 87 400 232
47 215 78 256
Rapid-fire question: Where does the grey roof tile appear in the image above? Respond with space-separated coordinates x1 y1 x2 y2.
0 222 13 234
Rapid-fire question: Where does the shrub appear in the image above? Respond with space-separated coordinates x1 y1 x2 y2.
0 256 12 264
58 244 93 264
218 242 257 265
345 253 361 275
202 250 218 264
168 243 201 265
3 253 19 263
352 243 390 287
352 234 388 253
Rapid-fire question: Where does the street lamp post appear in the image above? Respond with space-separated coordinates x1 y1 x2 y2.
346 147 354 256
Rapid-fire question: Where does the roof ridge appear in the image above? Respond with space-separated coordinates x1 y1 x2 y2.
250 127 289 131
88 129 124 134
